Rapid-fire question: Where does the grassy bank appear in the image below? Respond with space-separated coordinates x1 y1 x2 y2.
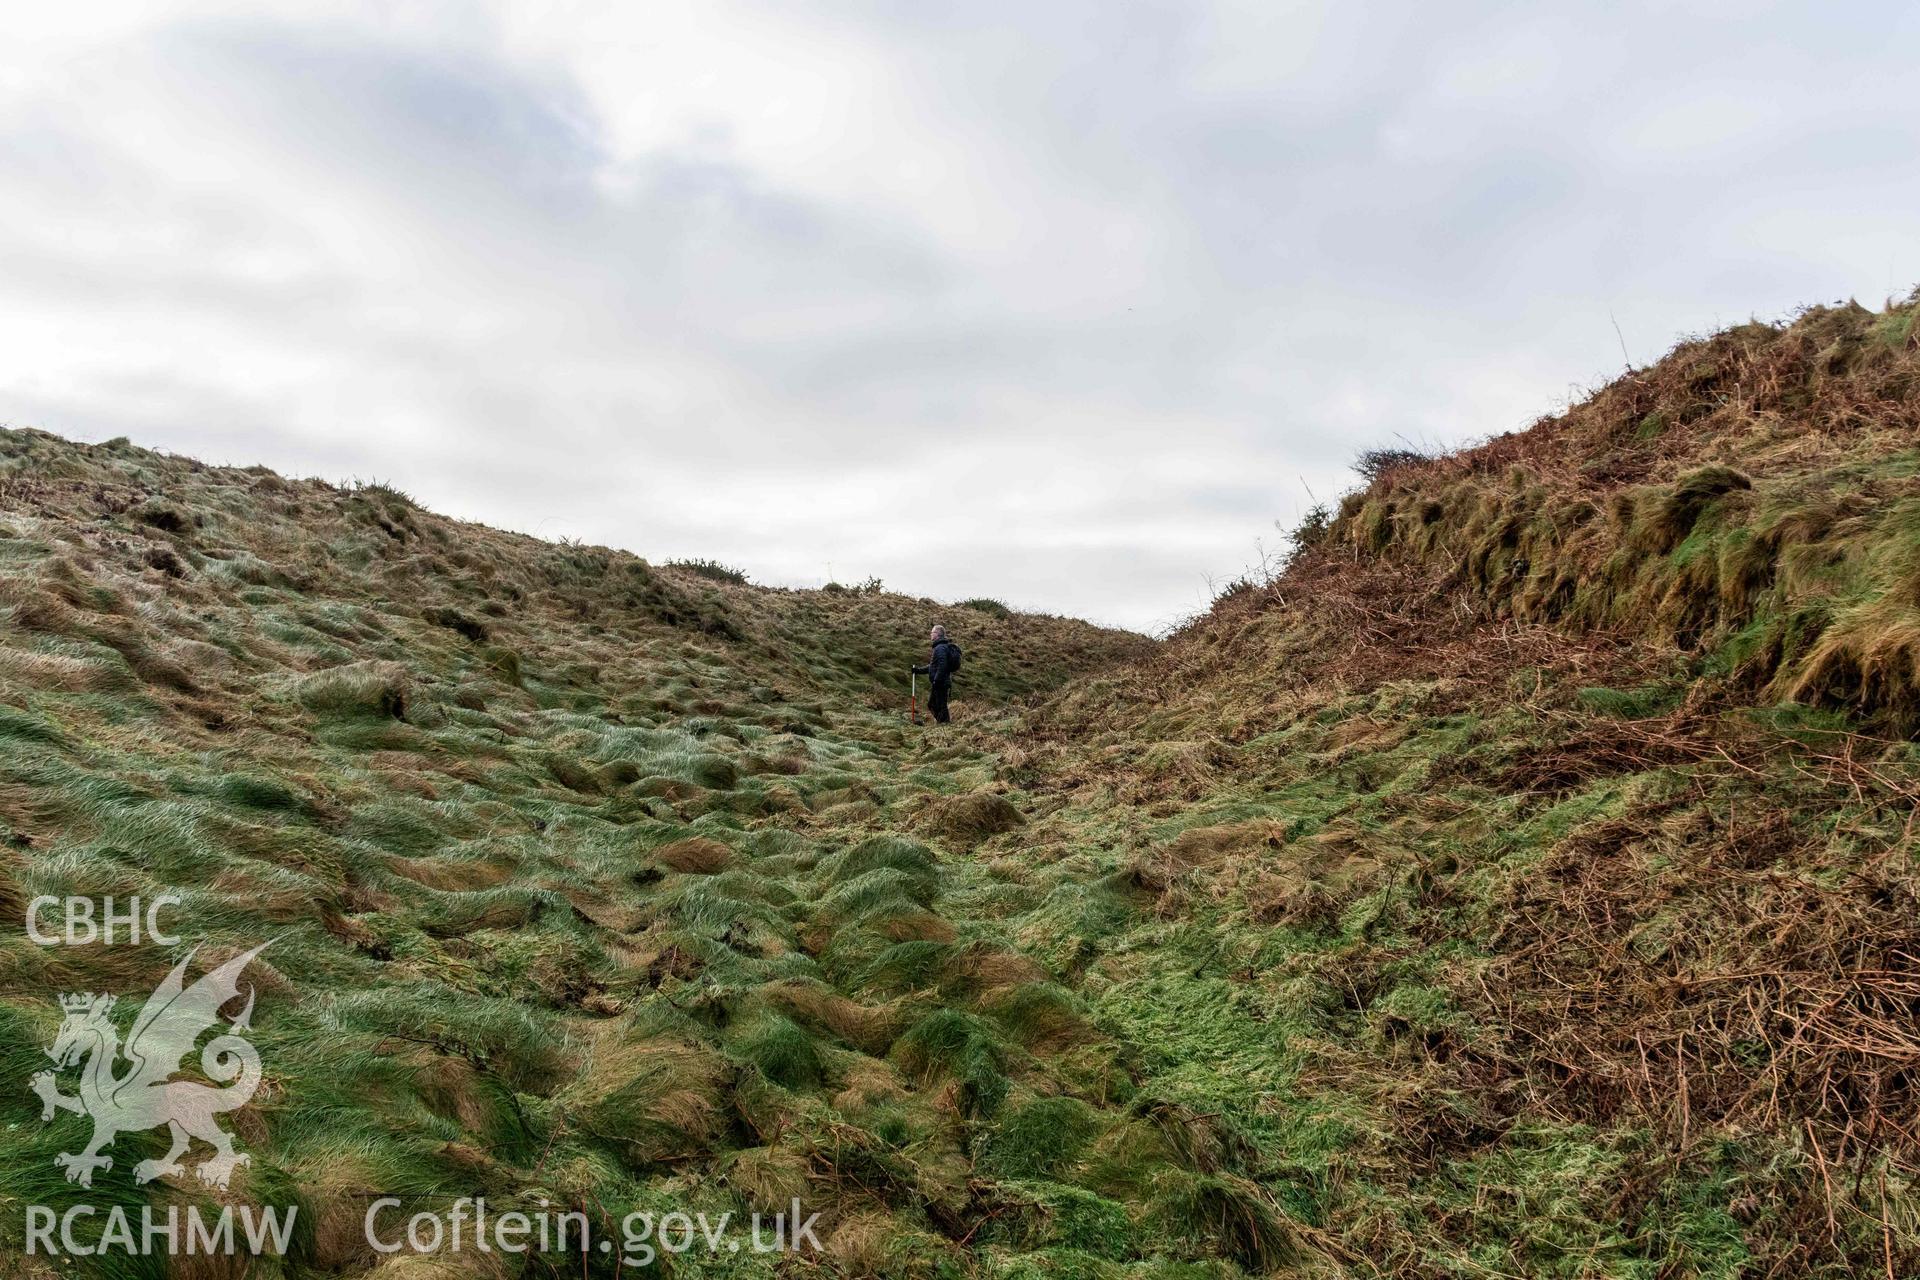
1017 294 1920 1276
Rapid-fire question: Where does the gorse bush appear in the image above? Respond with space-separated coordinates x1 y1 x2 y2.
1285 503 1331 556
665 557 750 584
1353 444 1433 482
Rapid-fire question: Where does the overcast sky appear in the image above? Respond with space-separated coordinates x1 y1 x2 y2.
3 2 1916 631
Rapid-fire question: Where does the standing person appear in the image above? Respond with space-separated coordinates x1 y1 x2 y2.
912 625 961 724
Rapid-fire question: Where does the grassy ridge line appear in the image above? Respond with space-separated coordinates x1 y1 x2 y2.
1009 296 1920 1275
0 428 1150 715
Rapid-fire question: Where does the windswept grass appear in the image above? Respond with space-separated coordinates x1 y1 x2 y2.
0 427 1149 1278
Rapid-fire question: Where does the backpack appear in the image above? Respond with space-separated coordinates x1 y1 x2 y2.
946 642 962 673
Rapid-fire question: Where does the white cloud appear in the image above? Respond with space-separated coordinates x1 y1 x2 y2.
2 0 1917 631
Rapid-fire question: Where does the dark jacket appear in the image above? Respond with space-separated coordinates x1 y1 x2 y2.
914 639 959 684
